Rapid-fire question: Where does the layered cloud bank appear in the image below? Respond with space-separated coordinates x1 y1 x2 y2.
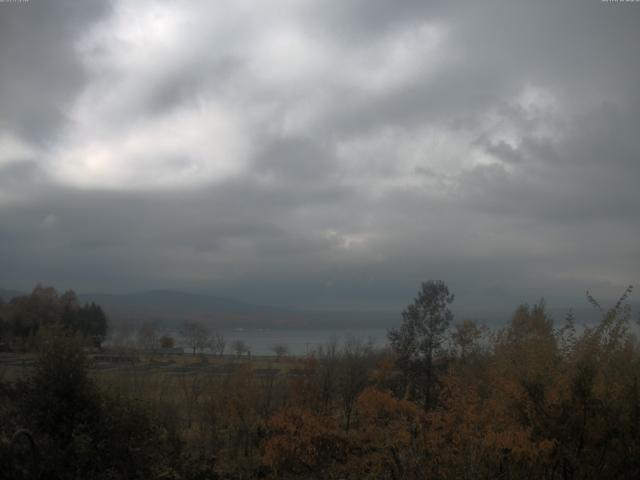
0 0 639 310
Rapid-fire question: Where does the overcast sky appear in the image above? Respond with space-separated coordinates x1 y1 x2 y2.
0 0 639 313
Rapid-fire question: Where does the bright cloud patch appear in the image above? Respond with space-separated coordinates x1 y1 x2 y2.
46 0 448 191
0 131 37 168
49 102 248 190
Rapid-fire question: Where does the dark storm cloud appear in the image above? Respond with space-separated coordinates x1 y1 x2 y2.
0 0 639 314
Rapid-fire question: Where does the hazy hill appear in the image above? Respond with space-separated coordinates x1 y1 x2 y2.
0 287 394 329
78 290 309 329
2 287 635 330
0 288 24 302
73 293 640 331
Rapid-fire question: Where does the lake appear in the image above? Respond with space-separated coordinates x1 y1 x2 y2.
191 327 390 356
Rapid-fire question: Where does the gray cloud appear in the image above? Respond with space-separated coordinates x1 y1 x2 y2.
0 0 638 317
0 0 109 144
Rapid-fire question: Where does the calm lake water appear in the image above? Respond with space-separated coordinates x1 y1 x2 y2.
185 327 390 356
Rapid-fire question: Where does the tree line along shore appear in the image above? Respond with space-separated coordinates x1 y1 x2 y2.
1 282 639 479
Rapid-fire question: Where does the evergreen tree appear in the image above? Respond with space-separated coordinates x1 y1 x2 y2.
388 280 454 409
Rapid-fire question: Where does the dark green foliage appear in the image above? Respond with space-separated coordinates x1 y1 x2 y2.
1 285 108 348
19 334 99 445
5 285 63 345
87 395 179 480
0 382 23 479
61 302 108 347
388 280 454 409
4 334 180 480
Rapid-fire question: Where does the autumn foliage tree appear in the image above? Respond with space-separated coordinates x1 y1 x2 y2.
4 282 640 479
262 285 640 480
7 333 178 479
263 407 346 476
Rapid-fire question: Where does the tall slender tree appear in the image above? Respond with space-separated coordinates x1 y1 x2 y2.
388 280 454 410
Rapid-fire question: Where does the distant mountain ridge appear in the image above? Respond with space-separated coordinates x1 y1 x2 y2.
0 288 23 302
0 287 397 329
2 287 635 330
78 290 308 329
